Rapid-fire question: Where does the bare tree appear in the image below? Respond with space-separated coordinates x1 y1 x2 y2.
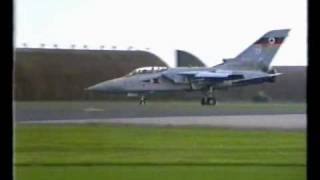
22 43 28 48
40 43 45 48
71 44 76 49
83 45 88 49
100 45 105 50
112 46 117 50
53 44 58 48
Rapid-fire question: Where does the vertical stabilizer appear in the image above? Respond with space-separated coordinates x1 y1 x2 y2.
215 29 290 71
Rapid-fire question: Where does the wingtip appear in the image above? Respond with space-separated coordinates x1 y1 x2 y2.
269 72 283 77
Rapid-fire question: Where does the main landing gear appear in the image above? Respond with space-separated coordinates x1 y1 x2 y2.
201 87 217 106
201 97 216 106
139 95 146 105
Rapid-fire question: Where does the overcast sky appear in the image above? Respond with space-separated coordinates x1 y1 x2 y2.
15 0 307 67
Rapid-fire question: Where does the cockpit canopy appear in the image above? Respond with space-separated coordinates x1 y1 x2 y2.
127 66 168 76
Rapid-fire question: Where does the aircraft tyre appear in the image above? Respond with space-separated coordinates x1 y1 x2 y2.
207 97 216 106
201 97 207 105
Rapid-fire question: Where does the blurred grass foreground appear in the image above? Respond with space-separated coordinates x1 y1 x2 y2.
15 124 306 180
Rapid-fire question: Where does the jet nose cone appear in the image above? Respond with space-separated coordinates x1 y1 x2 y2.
86 78 125 92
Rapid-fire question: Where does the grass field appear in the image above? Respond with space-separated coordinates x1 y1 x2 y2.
14 124 306 180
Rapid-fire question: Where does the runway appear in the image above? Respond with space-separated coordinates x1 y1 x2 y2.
19 114 306 131
14 101 306 122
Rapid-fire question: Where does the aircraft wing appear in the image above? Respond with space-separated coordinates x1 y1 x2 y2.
163 69 280 90
178 71 244 80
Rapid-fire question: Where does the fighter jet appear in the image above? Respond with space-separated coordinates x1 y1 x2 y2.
86 29 290 105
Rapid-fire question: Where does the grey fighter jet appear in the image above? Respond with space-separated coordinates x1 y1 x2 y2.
87 29 290 105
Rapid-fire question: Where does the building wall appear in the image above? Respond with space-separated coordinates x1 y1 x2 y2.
14 48 167 100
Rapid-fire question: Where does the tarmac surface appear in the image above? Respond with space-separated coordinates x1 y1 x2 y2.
14 102 306 130
19 114 306 131
14 101 306 121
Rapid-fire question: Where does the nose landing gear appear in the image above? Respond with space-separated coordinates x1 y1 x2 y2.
139 95 146 105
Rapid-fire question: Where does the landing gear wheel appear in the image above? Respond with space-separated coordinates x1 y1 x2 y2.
201 97 216 106
201 97 207 105
207 98 216 106
201 86 217 106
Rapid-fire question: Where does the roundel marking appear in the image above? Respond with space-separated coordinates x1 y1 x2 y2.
268 37 276 44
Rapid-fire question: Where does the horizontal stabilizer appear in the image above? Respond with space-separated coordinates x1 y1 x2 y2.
232 72 282 86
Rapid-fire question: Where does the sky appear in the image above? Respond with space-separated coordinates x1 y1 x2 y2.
15 0 307 67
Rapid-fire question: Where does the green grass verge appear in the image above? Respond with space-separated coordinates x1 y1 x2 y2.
16 166 305 180
14 124 306 180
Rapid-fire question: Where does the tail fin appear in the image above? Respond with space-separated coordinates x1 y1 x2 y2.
216 29 290 71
